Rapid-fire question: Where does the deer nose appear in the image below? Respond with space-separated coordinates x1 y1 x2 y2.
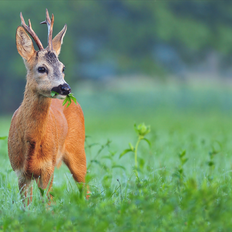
60 84 71 95
51 83 71 96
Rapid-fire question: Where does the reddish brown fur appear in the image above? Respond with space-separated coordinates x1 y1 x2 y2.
8 11 86 205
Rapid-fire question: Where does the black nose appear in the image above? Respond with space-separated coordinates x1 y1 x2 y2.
51 83 71 96
60 84 71 95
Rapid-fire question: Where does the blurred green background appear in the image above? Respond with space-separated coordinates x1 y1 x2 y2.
1 0 232 138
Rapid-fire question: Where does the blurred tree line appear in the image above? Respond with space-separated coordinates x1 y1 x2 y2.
1 1 232 113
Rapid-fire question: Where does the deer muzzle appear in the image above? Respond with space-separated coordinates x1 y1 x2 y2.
51 83 71 95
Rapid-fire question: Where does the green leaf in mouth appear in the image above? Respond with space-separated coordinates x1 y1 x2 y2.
50 91 77 107
50 91 59 97
63 93 77 107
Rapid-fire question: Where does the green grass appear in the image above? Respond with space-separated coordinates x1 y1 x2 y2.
1 85 232 231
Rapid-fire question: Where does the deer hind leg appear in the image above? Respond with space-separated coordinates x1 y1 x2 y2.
63 149 87 183
63 150 88 197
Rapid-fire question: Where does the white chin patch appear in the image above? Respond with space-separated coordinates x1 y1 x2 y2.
54 94 66 100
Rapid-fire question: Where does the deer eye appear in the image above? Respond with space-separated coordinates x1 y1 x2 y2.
62 67 65 73
38 67 47 73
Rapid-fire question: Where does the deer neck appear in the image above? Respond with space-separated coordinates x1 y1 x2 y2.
20 82 52 139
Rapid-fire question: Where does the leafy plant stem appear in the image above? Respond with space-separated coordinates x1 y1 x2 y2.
120 123 151 180
134 136 142 178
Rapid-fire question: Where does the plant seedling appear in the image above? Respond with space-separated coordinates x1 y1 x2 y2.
51 91 77 107
120 123 151 179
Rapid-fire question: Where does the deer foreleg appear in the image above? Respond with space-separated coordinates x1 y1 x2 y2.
37 167 54 201
17 171 33 206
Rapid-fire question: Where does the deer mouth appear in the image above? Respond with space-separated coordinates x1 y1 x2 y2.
51 83 71 96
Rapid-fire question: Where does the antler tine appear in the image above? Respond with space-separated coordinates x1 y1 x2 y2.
40 9 54 51
20 12 44 50
40 9 51 25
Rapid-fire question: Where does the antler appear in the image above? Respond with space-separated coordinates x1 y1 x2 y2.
20 12 44 50
40 9 54 51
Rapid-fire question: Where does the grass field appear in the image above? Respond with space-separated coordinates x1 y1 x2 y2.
1 83 232 231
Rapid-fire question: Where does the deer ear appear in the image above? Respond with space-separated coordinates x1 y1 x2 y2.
52 24 67 56
16 26 35 60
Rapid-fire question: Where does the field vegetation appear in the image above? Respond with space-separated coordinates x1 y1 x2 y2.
1 83 232 231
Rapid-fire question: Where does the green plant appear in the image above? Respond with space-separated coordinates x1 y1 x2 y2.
0 136 7 140
173 150 188 185
50 91 77 107
119 123 151 179
207 144 220 181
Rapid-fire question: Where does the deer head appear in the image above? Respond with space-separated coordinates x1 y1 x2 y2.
16 9 70 99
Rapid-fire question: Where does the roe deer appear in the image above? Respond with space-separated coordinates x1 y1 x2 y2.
8 9 87 205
